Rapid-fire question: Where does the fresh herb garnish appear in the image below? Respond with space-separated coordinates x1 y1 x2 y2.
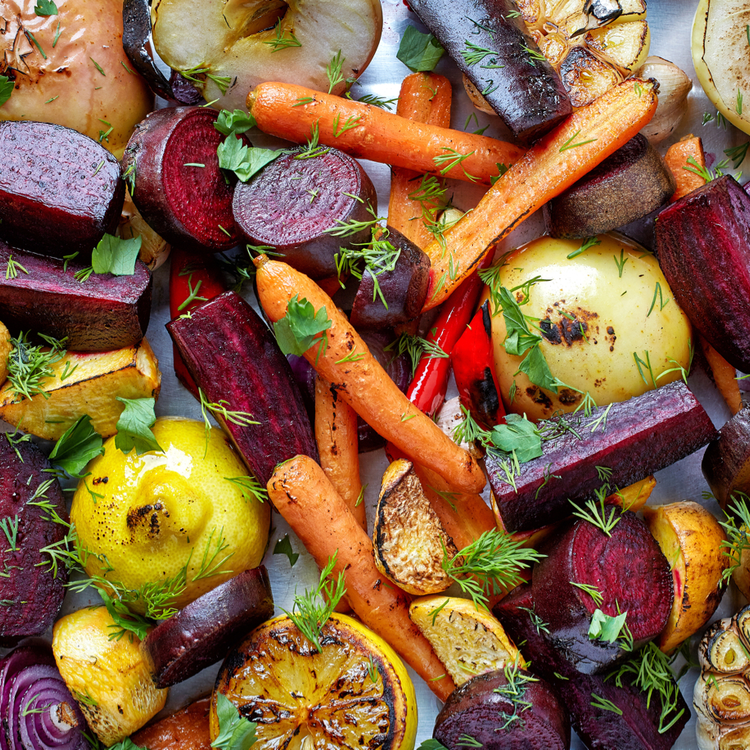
7 332 66 401
180 66 232 95
224 475 267 504
34 0 57 15
433 147 477 181
48 415 104 478
273 295 332 361
217 135 281 182
461 42 497 66
92 234 142 276
396 26 445 72
326 50 345 93
273 535 299 567
214 109 256 136
719 493 750 583
571 486 622 537
589 608 629 645
263 19 302 51
0 75 14 107
114 397 162 455
332 112 362 137
335 231 401 309
0 515 20 551
567 236 601 259
385 332 448 376
211 694 257 750
647 282 670 317
559 130 598 152
725 142 750 169
495 659 538 730
5 253 29 280
590 693 623 715
613 249 628 278
348 92 399 110
517 605 550 634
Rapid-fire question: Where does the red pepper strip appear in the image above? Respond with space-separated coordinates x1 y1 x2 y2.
169 248 226 396
406 257 489 417
452 300 506 430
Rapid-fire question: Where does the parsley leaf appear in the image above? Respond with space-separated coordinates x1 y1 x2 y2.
396 26 445 72
217 135 281 182
114 397 163 455
273 534 299 567
34 0 57 15
0 75 14 108
214 109 256 137
417 742 449 750
273 295 332 359
110 739 149 750
91 234 142 276
48 415 104 478
211 694 257 750
589 608 628 643
490 414 543 463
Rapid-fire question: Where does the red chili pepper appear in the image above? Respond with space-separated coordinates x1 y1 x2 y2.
406 262 487 417
169 248 226 395
452 300 505 429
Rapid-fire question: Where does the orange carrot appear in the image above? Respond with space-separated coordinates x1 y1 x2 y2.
314 374 366 530
664 135 707 202
388 73 453 248
700 335 743 415
254 256 486 495
246 82 524 185
133 699 211 750
268 455 457 701
419 79 658 311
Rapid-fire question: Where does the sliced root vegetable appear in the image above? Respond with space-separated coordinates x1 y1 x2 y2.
166 291 318 486
373 460 457 596
663 135 707 202
122 107 240 253
314 374 365 531
142 567 274 688
254 257 486 495
232 147 376 280
409 596 522 687
0 121 124 257
0 439 67 643
0 338 161 440
133 698 211 750
0 243 152 353
267 454 457 701
489 381 716 532
434 668 571 750
409 0 571 144
703 406 750 509
0 321 9 384
246 83 525 186
642 501 727 653
635 57 691 144
419 78 657 312
119 192 171 271
545 133 675 239
533 510 673 674
700 335 743 415
607 475 656 513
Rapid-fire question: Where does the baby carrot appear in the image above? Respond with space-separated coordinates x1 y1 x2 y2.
254 256 486 495
664 135 707 202
268 455 456 701
420 78 658 311
246 82 524 185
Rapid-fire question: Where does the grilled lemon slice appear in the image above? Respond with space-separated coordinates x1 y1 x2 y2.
211 614 417 750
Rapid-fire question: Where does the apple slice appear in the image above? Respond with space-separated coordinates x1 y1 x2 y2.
151 0 383 111
642 501 728 653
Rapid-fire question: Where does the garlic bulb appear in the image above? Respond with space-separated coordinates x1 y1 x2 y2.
635 56 692 143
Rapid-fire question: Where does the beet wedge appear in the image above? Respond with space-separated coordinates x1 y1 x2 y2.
167 291 319 485
702 406 750 510
494 584 690 750
488 381 716 532
532 511 673 674
0 243 151 352
408 0 571 143
0 121 124 257
0 437 68 644
656 175 750 372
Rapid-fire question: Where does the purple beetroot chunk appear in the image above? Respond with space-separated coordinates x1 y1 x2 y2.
434 668 570 749
494 585 690 750
0 243 151 352
488 380 716 532
0 121 124 257
532 511 673 674
0 438 68 645
167 291 318 485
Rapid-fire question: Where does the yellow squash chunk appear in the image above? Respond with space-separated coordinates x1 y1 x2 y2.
409 595 522 686
0 339 160 440
608 476 657 513
586 20 650 75
52 606 167 745
0 321 9 384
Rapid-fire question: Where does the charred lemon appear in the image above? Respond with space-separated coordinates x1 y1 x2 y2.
212 613 417 750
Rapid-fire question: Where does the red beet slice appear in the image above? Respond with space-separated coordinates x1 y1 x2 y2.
232 147 376 279
488 381 716 532
531 511 673 674
494 585 690 750
0 438 67 644
122 107 240 253
143 567 273 688
703 406 750 509
0 121 124 258
0 243 151 352
434 669 570 749
349 227 430 329
167 291 319 485
656 175 750 371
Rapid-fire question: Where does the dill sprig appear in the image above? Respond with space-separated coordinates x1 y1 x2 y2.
495 659 538 730
570 486 622 537
5 253 29 280
7 332 67 401
442 528 544 610
224 475 267 503
263 19 301 51
719 493 750 583
326 50 345 93
385 331 448 376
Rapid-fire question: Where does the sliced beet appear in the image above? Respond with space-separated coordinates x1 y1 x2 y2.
407 0 571 144
702 406 750 510
434 668 570 749
0 243 151 352
0 438 67 644
232 147 376 280
143 567 273 688
0 121 124 258
488 381 716 532
531 511 673 674
656 175 750 371
494 585 690 750
167 291 319 485
349 227 430 329
122 107 240 253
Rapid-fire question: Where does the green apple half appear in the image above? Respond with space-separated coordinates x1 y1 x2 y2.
152 0 383 111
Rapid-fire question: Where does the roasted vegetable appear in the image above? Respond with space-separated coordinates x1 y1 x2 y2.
133 698 211 750
703 407 750 510
635 57 691 143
